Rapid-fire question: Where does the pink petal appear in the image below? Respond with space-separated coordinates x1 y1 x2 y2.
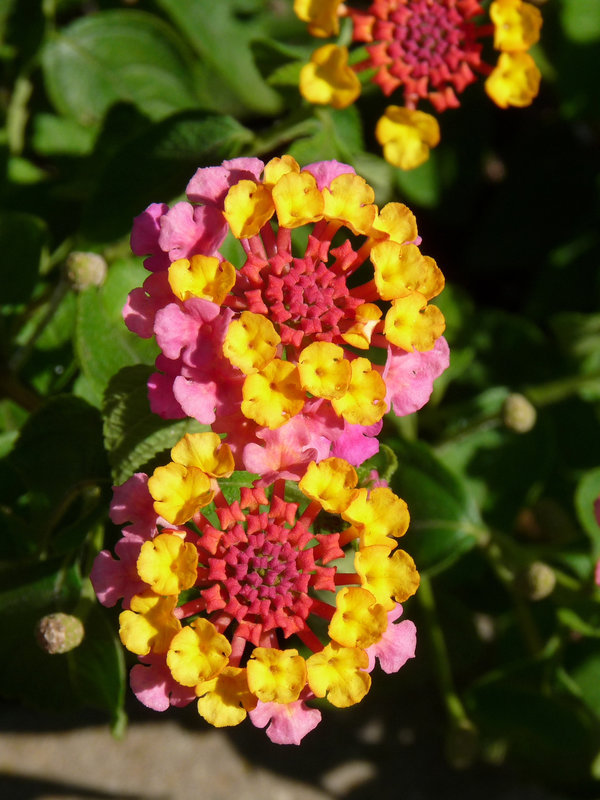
331 420 382 466
302 160 355 190
186 158 265 206
249 698 322 745
384 336 450 417
158 202 227 260
367 605 417 674
131 203 169 257
89 533 146 608
130 656 196 711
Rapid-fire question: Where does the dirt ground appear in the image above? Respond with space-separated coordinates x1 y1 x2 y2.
0 683 570 800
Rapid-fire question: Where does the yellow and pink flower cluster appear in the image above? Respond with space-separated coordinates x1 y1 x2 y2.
295 0 543 169
92 154 449 743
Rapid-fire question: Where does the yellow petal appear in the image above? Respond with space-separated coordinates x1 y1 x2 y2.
263 155 300 187
136 532 198 596
298 341 351 399
299 44 361 110
241 359 305 429
355 546 420 610
294 0 342 37
167 618 231 686
271 170 324 229
168 255 236 304
343 487 410 544
485 51 541 109
322 173 377 235
329 587 388 649
299 457 358 513
376 106 440 170
246 647 307 704
306 642 371 707
171 432 234 479
119 592 181 655
224 180 274 239
196 667 257 727
371 241 445 301
148 462 214 525
341 303 382 350
383 292 446 352
372 202 418 245
331 357 387 426
490 0 542 52
223 311 280 374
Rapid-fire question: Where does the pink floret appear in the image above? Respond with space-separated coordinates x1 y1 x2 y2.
186 157 265 206
249 694 322 745
302 160 356 190
90 532 147 608
384 336 450 417
367 604 417 674
243 415 332 485
130 655 196 711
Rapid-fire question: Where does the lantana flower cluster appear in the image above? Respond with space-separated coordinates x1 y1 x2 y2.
295 0 543 169
92 155 449 743
92 436 419 743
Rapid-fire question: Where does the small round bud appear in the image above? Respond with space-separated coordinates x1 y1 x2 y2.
514 562 556 601
502 393 536 433
66 251 107 291
35 612 85 654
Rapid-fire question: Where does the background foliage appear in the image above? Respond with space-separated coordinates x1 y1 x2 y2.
1 0 600 792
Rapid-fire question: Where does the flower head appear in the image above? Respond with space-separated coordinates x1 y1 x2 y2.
93 440 419 743
296 0 544 168
125 156 449 472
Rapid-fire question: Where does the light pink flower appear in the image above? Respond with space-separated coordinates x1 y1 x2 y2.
384 336 450 417
90 532 147 608
302 159 355 190
249 693 322 745
242 415 331 485
186 157 265 206
130 655 196 711
367 604 417 673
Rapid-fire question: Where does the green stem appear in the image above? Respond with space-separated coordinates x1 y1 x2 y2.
6 74 33 156
248 111 319 158
9 277 69 373
524 371 600 407
417 573 470 725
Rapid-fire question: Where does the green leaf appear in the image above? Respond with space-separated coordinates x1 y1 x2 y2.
561 0 600 42
575 467 600 552
103 365 209 484
467 674 600 783
389 437 482 572
155 0 282 116
41 10 203 127
82 110 253 241
10 395 109 505
0 212 47 306
356 443 399 486
395 151 442 208
69 598 127 731
75 258 159 406
31 113 97 156
288 107 364 166
0 561 83 711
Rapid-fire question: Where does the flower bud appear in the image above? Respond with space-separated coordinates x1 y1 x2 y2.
35 612 85 654
502 393 536 433
514 561 556 601
66 251 107 291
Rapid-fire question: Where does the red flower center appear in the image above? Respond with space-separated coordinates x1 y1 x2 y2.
352 0 486 111
228 223 366 350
